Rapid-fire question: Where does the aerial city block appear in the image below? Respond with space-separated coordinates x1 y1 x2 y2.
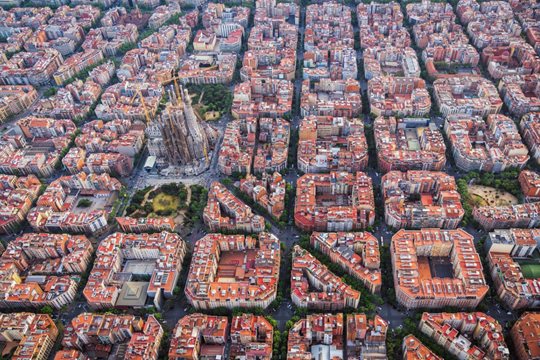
0 0 539 359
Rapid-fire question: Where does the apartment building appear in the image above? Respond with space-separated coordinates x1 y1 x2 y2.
485 228 540 310
445 114 529 172
520 113 540 165
116 216 175 233
364 47 420 80
33 78 102 121
287 313 344 360
0 174 41 234
0 117 76 177
499 74 540 117
169 314 229 360
368 76 431 117
230 314 274 360
218 117 289 175
0 85 38 123
511 312 540 360
201 3 249 53
82 24 138 57
88 61 116 87
300 78 362 118
434 76 503 116
303 2 357 81
474 202 540 231
185 233 280 309
402 335 442 360
298 115 368 173
0 233 92 309
391 228 488 309
83 231 187 308
0 313 58 360
61 314 163 360
347 314 388 360
76 119 144 157
457 0 523 49
218 117 256 175
482 42 540 80
0 49 63 86
357 2 411 49
375 117 446 172
95 81 163 122
511 0 540 55
242 20 297 81
519 170 540 202
311 232 381 294
240 172 286 219
295 172 375 232
178 53 237 85
203 181 265 233
148 3 181 29
419 312 509 360
291 245 361 310
28 172 121 233
382 171 464 229
232 78 293 119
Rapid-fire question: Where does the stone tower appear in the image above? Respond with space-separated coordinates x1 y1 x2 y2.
156 86 214 166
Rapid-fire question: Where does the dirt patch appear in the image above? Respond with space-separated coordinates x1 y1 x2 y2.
152 193 180 213
468 185 519 207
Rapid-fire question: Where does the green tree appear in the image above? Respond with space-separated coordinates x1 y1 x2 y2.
77 198 93 208
43 87 57 97
40 305 54 315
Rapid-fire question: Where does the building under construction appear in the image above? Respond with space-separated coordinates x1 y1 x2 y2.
147 86 217 172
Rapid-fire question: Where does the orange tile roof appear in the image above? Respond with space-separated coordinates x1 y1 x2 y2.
185 233 280 309
391 229 488 309
83 232 186 307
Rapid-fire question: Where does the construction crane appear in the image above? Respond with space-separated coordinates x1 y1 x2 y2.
161 68 216 102
203 139 208 163
128 87 152 124
161 75 183 102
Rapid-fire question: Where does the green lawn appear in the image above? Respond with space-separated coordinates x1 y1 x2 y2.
520 263 540 279
152 193 180 213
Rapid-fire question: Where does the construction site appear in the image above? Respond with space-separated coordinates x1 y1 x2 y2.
145 82 219 175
